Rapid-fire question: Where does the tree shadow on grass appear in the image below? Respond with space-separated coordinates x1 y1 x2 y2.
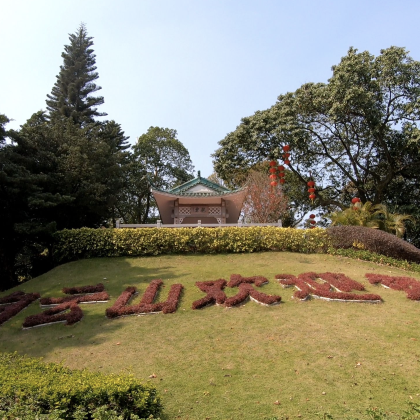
0 256 187 356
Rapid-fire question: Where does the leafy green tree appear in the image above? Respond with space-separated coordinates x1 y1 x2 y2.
115 127 194 223
46 24 106 125
0 112 130 290
14 113 129 229
0 114 61 289
213 47 420 238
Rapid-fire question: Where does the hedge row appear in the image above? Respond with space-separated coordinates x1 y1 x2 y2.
0 352 162 419
53 227 331 263
327 226 420 263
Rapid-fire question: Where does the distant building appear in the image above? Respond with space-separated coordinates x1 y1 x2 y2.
151 171 247 224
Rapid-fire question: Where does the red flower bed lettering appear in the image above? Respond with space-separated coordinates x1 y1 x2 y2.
23 284 109 328
225 274 281 307
0 292 40 326
39 283 109 306
317 272 365 292
106 280 183 318
365 273 420 300
228 274 269 287
39 292 110 306
192 279 227 309
62 283 105 295
0 290 27 304
23 302 83 328
276 272 381 302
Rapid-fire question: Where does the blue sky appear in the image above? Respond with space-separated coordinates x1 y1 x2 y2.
1 0 419 177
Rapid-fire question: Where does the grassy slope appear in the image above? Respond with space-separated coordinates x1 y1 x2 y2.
1 252 420 420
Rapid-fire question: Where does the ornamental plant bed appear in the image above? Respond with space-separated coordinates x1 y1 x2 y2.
40 283 109 306
39 291 110 307
192 274 281 309
276 272 382 302
0 290 27 305
23 301 83 328
62 283 105 294
105 280 183 318
0 292 40 326
192 279 228 309
366 273 420 300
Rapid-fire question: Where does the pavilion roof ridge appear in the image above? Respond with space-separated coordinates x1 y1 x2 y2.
148 170 239 196
150 185 245 197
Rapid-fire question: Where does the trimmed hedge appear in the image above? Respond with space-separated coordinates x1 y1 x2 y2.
52 226 420 274
327 226 420 263
53 227 331 263
0 352 162 419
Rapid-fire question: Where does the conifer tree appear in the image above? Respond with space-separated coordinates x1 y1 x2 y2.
46 24 106 125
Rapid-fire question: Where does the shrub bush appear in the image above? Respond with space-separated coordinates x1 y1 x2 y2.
326 226 420 263
53 227 331 263
0 352 162 419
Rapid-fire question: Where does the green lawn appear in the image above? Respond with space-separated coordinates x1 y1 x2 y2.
1 252 420 419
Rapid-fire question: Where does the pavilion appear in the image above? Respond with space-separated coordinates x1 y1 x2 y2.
150 171 247 225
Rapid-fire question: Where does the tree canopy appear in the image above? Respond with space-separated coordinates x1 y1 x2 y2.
212 46 420 242
115 127 194 224
213 46 420 205
46 24 106 125
0 24 135 289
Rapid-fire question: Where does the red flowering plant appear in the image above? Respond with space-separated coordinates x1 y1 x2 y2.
62 283 105 295
365 273 420 301
23 283 110 328
224 274 281 307
161 284 183 314
0 292 40 326
106 280 183 318
275 274 312 300
105 287 137 318
23 302 83 328
276 272 382 302
40 292 110 306
192 279 227 309
39 283 109 307
0 291 27 304
316 272 365 292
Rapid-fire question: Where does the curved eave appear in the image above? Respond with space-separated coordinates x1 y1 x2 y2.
151 188 247 224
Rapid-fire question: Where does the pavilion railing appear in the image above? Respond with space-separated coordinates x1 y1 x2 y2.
115 220 283 229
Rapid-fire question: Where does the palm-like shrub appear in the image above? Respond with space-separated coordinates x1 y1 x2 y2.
329 202 414 238
374 205 415 238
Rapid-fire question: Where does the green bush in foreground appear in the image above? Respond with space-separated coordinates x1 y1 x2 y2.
53 227 330 263
0 353 162 419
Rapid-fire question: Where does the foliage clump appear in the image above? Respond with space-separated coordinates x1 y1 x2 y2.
53 227 330 263
327 226 420 263
328 201 414 238
0 352 162 419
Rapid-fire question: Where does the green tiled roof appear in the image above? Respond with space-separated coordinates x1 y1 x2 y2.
150 171 243 196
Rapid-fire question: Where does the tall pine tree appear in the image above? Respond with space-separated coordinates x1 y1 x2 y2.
46 24 106 125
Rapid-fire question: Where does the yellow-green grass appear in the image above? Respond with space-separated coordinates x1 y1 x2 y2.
1 252 420 419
